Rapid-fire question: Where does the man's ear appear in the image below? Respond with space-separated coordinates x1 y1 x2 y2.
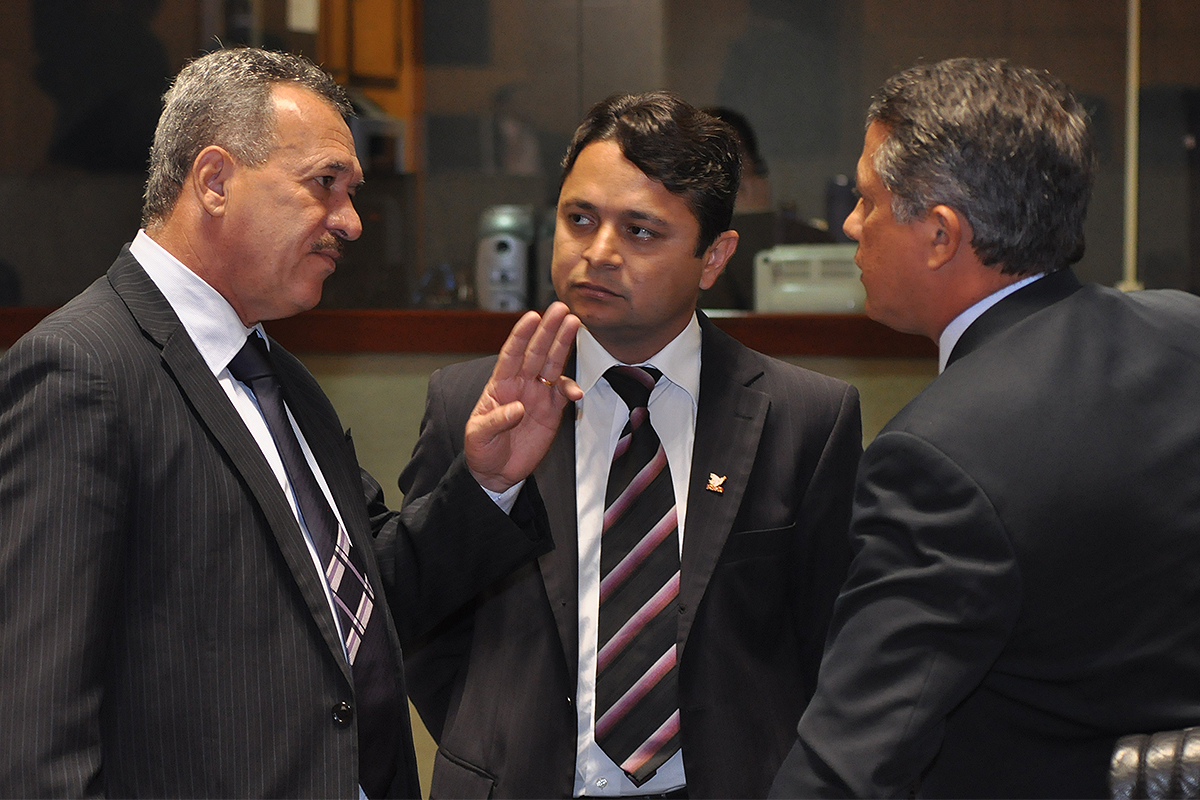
926 203 968 272
699 229 738 290
192 146 235 218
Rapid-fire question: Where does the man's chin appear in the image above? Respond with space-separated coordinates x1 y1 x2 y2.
864 301 927 339
568 304 621 332
863 298 898 331
270 285 326 322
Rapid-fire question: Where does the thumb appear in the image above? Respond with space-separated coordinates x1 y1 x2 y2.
467 400 526 443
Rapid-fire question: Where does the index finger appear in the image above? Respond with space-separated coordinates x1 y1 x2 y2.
536 305 580 384
491 309 544 383
510 302 576 383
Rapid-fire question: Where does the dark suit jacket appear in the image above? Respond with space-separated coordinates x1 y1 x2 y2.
0 249 550 798
400 313 862 799
771 269 1200 799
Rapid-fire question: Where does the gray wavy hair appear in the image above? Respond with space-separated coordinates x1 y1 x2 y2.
142 47 352 229
867 57 1095 276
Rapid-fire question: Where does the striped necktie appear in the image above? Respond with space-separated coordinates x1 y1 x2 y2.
228 332 400 797
595 365 681 787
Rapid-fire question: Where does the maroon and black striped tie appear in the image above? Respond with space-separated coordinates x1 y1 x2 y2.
595 365 681 787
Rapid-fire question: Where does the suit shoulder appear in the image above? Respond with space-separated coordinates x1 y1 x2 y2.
432 354 499 391
906 282 1200 429
726 335 855 401
765 351 852 394
4 278 143 369
705 335 860 451
420 354 499 429
427 355 499 407
703 317 846 384
1120 286 1200 348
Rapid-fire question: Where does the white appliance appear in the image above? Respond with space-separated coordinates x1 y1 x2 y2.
753 243 865 313
475 204 535 311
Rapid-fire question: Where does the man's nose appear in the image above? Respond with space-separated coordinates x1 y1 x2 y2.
582 223 621 268
331 196 362 242
843 200 864 242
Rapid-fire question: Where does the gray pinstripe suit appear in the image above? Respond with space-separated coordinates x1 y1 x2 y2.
0 248 550 798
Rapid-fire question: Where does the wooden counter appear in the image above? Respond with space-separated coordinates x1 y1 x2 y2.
1 307 935 358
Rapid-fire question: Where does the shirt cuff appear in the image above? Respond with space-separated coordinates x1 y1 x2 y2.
483 479 525 514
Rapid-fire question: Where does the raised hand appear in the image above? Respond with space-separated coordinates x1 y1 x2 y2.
466 301 583 493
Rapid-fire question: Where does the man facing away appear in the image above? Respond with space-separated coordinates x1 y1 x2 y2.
0 47 583 798
770 57 1200 799
401 91 863 799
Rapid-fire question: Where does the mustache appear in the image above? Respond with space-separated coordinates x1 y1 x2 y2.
310 235 346 259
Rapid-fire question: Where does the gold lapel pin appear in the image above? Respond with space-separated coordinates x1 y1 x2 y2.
705 473 726 494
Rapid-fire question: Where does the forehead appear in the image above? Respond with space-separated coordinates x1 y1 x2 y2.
268 84 359 164
560 140 694 219
857 121 897 191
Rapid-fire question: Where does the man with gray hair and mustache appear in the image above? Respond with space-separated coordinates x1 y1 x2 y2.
770 57 1200 799
0 46 582 797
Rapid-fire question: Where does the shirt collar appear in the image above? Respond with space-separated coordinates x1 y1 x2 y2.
938 272 1044 373
130 229 262 375
575 313 702 405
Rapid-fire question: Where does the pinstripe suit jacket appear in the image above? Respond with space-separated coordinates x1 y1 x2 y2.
0 249 550 798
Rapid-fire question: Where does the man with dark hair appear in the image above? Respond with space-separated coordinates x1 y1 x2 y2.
401 90 862 799
0 47 582 797
770 57 1200 799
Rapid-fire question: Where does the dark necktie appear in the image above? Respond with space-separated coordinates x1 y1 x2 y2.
227 332 399 798
595 365 682 787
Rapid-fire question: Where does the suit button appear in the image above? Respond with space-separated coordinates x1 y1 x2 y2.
332 701 354 727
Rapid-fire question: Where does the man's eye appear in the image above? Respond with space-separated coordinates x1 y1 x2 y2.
316 175 335 188
628 225 655 240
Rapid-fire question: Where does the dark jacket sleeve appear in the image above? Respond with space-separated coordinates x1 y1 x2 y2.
770 431 1021 798
0 331 128 798
366 360 552 651
790 381 862 703
376 359 549 741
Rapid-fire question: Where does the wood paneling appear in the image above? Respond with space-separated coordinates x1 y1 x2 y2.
1 308 935 358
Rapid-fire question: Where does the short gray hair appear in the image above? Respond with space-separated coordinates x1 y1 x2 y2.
142 47 352 228
867 57 1095 276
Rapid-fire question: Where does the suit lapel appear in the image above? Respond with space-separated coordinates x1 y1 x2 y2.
538 324 772 666
535 394 581 679
677 316 769 658
107 253 352 680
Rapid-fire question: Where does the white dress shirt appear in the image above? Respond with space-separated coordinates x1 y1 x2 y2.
572 316 701 796
130 230 351 649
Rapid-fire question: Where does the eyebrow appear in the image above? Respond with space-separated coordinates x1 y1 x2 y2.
562 198 671 229
626 209 670 228
326 159 366 192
